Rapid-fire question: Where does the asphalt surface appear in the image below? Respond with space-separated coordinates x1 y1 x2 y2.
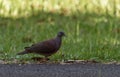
0 63 120 77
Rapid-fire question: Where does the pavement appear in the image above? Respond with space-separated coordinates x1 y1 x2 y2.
0 63 120 77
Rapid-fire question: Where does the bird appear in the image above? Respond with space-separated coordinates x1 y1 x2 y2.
17 31 65 58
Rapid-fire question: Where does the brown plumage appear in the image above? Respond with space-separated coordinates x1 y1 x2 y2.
17 31 65 58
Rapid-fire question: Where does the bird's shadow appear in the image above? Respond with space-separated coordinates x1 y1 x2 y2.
31 57 50 62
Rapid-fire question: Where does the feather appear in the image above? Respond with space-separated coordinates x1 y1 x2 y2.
17 31 65 57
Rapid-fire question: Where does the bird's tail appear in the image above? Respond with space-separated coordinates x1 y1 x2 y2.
17 51 28 55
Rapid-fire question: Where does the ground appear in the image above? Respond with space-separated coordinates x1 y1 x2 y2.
0 63 120 77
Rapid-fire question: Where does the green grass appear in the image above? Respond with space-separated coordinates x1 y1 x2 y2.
0 0 120 63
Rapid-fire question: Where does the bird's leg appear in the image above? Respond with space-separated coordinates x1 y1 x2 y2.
44 56 50 61
31 57 43 61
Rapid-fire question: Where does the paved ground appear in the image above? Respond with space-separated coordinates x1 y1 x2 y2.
0 63 120 77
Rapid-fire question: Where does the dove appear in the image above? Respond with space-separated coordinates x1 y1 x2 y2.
17 31 65 58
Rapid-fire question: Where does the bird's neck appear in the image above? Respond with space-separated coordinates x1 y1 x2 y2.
56 36 62 42
55 36 62 48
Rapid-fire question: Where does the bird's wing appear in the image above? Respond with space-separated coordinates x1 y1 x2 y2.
26 39 56 53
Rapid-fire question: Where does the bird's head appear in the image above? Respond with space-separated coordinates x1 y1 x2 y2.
57 31 65 37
